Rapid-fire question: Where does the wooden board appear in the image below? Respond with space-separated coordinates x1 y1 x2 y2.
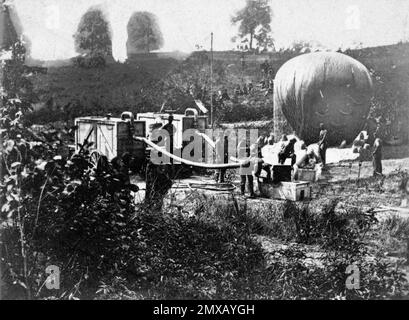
297 169 317 182
259 181 312 201
75 117 146 160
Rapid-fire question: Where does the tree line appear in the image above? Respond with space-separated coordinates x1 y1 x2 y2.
74 0 274 61
74 8 164 59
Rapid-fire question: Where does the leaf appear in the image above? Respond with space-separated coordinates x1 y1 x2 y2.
1 203 10 213
11 162 21 169
7 209 16 219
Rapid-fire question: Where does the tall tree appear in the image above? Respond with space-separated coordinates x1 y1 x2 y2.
1 1 33 101
73 8 112 56
231 0 272 50
126 11 163 55
0 1 18 52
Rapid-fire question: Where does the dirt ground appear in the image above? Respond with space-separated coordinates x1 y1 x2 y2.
129 144 409 297
132 144 409 195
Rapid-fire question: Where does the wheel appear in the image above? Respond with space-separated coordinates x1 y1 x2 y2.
89 150 102 169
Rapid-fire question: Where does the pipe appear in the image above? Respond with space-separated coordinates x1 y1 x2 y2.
134 136 245 169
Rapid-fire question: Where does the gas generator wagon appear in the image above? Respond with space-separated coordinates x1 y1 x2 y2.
136 108 208 150
74 109 209 167
74 112 146 165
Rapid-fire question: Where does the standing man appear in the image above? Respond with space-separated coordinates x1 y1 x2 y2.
279 134 288 149
318 123 328 167
161 114 177 178
215 131 229 183
266 133 275 146
162 114 176 158
254 136 271 182
372 137 383 176
237 137 255 198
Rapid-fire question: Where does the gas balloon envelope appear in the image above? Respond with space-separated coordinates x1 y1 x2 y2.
273 52 373 146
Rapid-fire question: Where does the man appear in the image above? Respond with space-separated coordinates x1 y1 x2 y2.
399 177 409 208
215 131 229 183
161 115 176 157
318 123 328 167
254 136 271 182
260 59 270 76
296 143 318 168
221 88 231 101
266 133 275 146
237 137 255 198
373 116 382 142
372 137 383 176
294 143 319 180
278 138 297 167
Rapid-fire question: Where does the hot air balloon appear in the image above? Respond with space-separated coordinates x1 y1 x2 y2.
273 52 373 146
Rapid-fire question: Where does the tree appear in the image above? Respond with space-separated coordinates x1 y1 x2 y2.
0 1 18 52
287 40 322 54
73 7 112 56
254 26 274 52
0 0 31 58
231 0 272 50
126 11 164 55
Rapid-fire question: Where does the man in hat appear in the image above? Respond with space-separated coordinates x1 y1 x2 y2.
215 131 230 183
237 137 256 198
278 137 297 167
254 136 271 182
266 133 275 146
161 114 176 158
372 137 383 177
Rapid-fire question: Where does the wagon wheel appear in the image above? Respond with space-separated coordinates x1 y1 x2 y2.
89 150 102 169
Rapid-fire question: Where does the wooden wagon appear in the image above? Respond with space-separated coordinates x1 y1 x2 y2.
74 112 146 164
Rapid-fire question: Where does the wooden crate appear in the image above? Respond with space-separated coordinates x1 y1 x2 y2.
260 181 312 201
297 169 317 182
272 165 292 183
137 112 208 149
75 116 146 161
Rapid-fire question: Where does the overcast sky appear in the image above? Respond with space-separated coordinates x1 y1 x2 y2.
11 0 409 61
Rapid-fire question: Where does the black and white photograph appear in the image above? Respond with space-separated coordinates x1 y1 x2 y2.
1 0 409 307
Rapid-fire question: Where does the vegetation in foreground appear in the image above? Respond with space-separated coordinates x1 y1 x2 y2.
1 2 409 300
2 149 409 299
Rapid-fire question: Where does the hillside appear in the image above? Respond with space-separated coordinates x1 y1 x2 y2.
29 43 409 140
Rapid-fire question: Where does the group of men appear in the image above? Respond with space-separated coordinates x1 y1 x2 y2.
214 123 330 198
152 115 383 199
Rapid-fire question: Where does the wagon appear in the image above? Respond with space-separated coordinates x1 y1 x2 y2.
75 112 146 165
136 108 208 150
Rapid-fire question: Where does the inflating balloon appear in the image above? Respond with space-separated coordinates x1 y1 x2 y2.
273 52 373 146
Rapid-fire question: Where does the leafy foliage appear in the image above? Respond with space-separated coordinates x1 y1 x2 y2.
73 8 112 57
126 11 164 55
72 54 106 69
231 0 272 50
1 4 408 298
0 2 18 52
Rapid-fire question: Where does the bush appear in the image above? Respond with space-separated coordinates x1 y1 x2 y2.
72 54 106 69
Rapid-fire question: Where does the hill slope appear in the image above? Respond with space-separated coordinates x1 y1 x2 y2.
29 44 409 141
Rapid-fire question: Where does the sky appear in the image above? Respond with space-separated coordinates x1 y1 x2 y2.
10 0 409 62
